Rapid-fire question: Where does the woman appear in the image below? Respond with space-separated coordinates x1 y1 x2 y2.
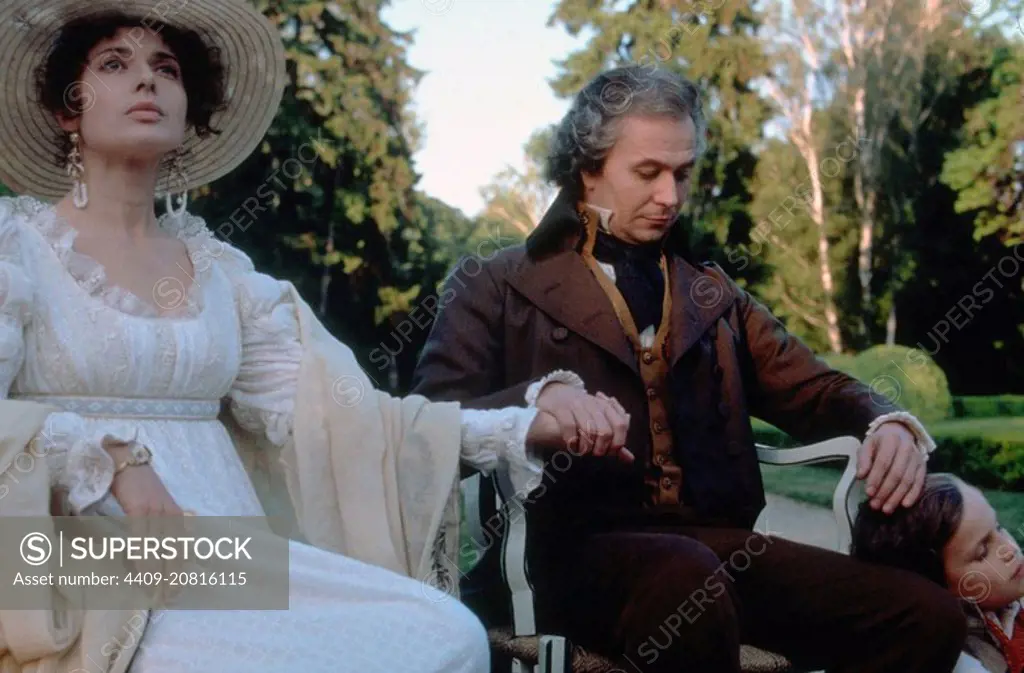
0 1 632 672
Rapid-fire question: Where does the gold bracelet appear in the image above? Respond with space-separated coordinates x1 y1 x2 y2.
112 444 154 476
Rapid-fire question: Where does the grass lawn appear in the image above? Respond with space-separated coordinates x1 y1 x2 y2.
760 463 1024 546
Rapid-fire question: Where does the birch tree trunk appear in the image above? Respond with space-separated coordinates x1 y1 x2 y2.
764 2 845 354
796 127 844 354
838 0 956 342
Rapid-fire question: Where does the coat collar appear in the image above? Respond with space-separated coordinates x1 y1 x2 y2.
512 191 735 372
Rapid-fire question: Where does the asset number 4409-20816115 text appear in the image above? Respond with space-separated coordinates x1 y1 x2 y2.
124 571 248 586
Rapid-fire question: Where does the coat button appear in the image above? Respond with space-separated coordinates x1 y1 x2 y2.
642 351 655 364
654 454 666 465
653 421 665 433
661 476 674 489
552 327 569 341
646 387 657 400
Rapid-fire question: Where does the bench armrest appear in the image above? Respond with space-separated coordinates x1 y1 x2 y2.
756 436 862 553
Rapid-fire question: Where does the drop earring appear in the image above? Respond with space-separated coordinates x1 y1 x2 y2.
66 132 88 209
164 147 188 218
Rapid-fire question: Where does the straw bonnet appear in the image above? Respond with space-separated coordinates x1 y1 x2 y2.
0 0 287 201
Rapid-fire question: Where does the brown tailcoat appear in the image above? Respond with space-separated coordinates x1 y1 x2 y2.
411 189 899 533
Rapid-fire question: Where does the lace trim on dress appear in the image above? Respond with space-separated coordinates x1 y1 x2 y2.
7 196 216 319
32 411 136 514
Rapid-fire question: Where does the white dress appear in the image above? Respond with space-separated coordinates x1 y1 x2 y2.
0 196 545 673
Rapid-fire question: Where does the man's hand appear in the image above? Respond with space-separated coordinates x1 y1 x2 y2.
533 383 634 463
856 421 926 514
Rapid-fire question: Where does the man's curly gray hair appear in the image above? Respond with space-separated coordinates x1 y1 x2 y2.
544 65 707 192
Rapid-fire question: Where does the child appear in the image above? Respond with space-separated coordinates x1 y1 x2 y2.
851 473 1024 673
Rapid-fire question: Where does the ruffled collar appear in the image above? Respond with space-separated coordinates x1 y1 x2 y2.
11 196 214 319
582 202 667 263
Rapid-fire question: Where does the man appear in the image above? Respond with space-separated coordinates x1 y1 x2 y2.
411 65 966 672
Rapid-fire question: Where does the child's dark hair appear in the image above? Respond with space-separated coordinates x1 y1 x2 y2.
850 473 965 587
34 12 227 162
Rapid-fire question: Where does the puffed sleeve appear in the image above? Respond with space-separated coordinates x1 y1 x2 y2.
219 244 545 493
0 199 131 514
218 245 302 446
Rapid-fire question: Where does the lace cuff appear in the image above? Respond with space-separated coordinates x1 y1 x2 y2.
524 370 586 408
865 411 937 460
229 402 294 447
460 407 545 495
33 412 135 514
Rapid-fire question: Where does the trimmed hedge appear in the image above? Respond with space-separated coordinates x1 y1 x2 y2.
926 435 1024 490
820 353 859 377
951 395 1024 419
840 345 953 424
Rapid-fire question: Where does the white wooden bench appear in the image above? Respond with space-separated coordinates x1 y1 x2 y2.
459 436 866 673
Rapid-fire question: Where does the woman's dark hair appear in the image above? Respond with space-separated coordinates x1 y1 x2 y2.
35 12 227 162
850 472 965 587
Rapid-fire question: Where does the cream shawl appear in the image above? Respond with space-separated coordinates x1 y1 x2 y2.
0 399 147 673
0 285 465 672
231 284 465 588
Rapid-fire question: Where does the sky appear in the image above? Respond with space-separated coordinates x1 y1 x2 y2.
381 0 585 218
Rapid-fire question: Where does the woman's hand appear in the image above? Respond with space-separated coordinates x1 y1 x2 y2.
527 391 634 464
106 443 186 604
107 443 182 517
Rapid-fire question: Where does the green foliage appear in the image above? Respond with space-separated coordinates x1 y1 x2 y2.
951 395 1024 419
743 136 860 352
478 127 556 235
820 353 859 377
762 348 956 426
183 0 500 392
846 345 953 424
0 184 11 198
928 438 1024 492
941 44 1024 247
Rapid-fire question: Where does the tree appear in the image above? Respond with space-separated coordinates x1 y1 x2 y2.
546 0 772 283
479 127 557 235
373 192 526 392
832 0 964 344
878 27 1024 395
941 42 1024 247
192 0 427 371
758 0 846 353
